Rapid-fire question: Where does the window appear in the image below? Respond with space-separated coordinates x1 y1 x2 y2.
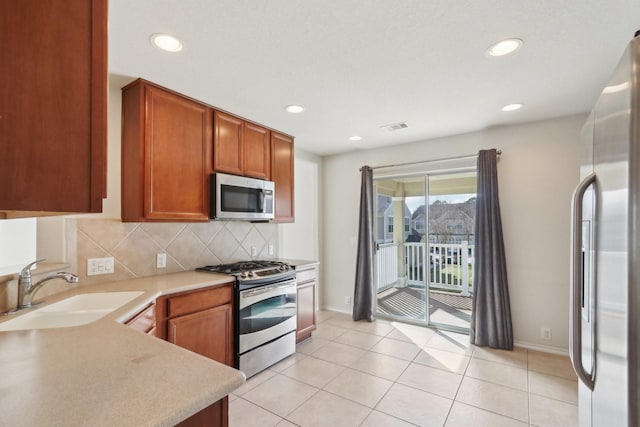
388 224 394 233
446 219 465 233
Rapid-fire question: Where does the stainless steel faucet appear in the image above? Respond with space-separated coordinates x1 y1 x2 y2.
16 260 79 309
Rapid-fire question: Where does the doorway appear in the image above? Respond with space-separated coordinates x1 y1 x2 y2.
373 171 476 332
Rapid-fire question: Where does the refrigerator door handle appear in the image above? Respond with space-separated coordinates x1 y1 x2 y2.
570 172 596 390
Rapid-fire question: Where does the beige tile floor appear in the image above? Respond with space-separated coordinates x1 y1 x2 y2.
229 310 578 427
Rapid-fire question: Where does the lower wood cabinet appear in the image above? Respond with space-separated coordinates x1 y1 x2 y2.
154 282 234 427
167 304 233 365
176 400 225 427
124 303 156 336
296 264 318 342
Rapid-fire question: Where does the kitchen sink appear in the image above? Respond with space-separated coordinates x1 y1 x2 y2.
0 291 144 331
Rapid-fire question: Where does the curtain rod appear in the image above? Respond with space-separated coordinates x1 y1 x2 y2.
361 149 502 171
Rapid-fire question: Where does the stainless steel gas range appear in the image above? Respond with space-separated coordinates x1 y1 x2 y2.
196 260 297 378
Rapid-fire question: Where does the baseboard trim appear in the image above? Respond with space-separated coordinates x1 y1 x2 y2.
321 305 351 315
513 340 569 356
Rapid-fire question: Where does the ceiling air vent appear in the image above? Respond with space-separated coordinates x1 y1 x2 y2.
381 122 409 131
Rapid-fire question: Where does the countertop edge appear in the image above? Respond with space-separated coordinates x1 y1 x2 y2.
0 271 244 426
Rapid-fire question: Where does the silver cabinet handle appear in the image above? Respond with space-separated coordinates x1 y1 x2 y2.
569 172 596 390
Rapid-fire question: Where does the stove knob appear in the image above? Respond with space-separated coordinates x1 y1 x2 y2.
240 271 249 279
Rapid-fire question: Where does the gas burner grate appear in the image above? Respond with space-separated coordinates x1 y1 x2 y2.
196 260 288 275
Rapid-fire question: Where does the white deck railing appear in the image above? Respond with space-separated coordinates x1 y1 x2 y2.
376 241 474 296
376 242 398 292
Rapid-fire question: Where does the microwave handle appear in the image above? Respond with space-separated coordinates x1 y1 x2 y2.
258 190 264 212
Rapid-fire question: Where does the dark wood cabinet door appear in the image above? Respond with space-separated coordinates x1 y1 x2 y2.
296 281 316 342
0 0 107 216
158 284 234 427
177 398 227 427
271 132 295 222
121 80 211 222
125 303 156 334
213 111 244 176
144 86 211 221
243 123 271 179
167 304 234 366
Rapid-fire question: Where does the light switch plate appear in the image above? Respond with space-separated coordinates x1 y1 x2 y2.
87 257 114 276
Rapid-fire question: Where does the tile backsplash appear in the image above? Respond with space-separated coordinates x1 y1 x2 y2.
66 218 278 286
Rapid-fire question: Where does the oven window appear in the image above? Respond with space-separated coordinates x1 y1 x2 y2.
240 292 296 334
221 184 262 213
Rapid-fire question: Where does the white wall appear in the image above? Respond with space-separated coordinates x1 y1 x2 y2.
0 218 36 273
279 150 322 261
322 114 585 352
279 150 323 312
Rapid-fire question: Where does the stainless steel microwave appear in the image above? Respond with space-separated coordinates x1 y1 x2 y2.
211 173 275 220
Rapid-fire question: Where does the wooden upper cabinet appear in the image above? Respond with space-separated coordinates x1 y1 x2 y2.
271 132 295 222
0 0 107 217
121 80 211 222
213 111 244 176
243 123 271 179
213 111 271 179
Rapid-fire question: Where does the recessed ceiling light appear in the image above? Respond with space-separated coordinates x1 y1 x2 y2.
349 135 362 141
486 38 523 57
150 33 183 52
501 103 524 112
285 105 305 114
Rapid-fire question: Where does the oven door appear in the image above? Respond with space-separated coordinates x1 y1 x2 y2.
238 279 297 354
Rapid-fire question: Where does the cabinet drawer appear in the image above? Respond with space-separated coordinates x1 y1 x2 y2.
167 285 233 318
126 304 156 333
296 267 317 284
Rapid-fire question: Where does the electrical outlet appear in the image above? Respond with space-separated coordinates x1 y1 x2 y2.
87 257 114 276
156 252 167 268
268 244 274 255
251 246 258 257
541 327 552 340
345 296 352 305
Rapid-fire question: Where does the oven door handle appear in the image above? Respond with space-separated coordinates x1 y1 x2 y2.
242 281 296 298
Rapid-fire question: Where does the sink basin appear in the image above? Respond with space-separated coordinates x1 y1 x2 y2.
0 291 144 331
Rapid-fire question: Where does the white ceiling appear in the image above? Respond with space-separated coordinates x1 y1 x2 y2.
108 0 640 156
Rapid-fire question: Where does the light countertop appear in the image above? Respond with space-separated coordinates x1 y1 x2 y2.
0 271 245 427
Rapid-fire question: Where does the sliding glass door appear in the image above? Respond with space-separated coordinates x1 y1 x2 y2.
374 170 476 332
425 172 476 331
374 176 428 323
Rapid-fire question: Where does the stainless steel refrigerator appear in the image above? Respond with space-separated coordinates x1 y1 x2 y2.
570 32 640 427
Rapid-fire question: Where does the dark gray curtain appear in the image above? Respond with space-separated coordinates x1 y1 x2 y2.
470 149 514 349
353 166 375 321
